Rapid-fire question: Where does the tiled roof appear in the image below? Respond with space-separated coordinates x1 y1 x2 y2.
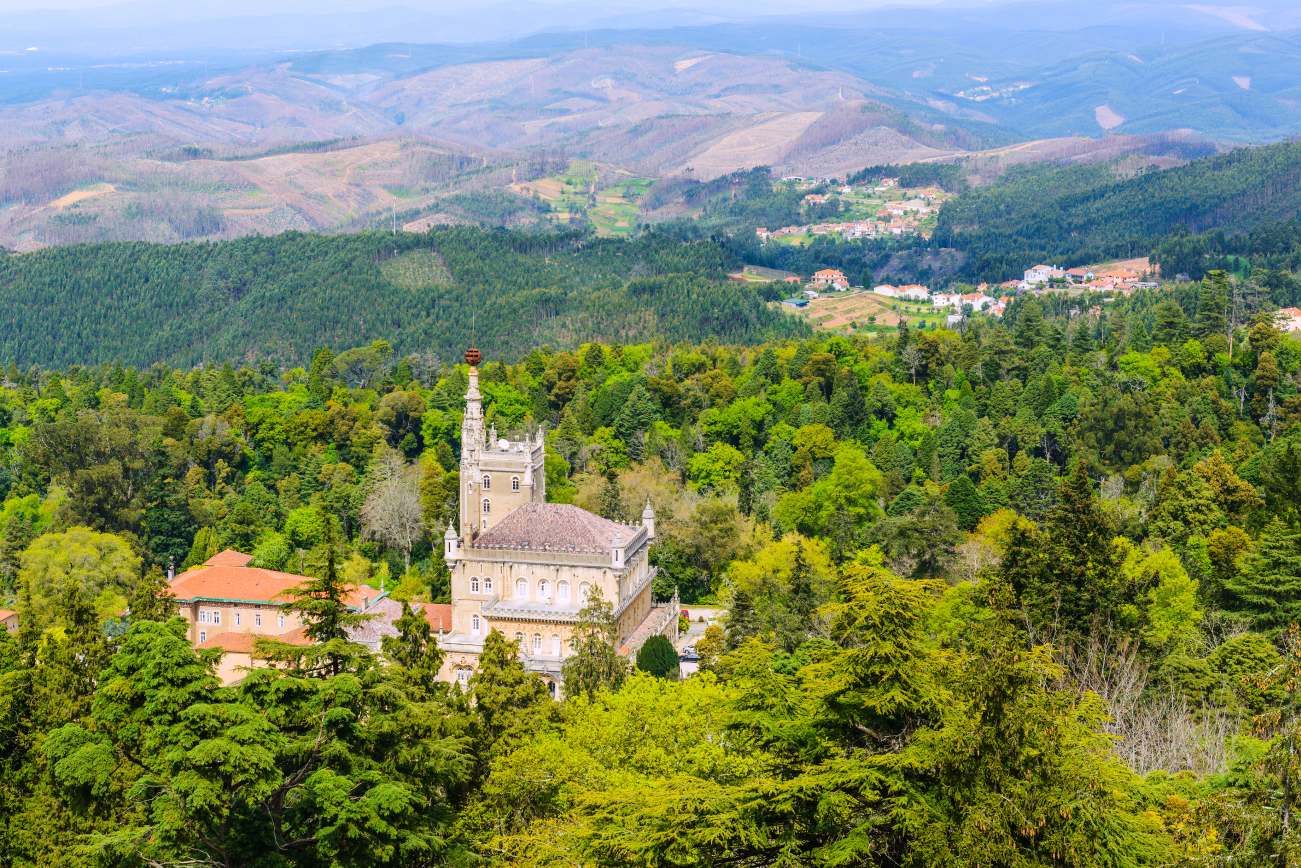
422 603 453 632
171 552 379 609
205 549 255 567
473 503 635 554
0 608 16 620
171 563 307 604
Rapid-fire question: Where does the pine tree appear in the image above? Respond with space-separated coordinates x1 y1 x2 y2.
595 473 626 522
788 538 815 620
737 459 755 517
1152 298 1190 348
722 582 760 651
1024 460 1119 636
1195 270 1230 340
1224 519 1301 630
561 587 627 700
270 519 371 676
613 384 659 460
381 601 445 695
127 565 174 623
1068 320 1095 358
471 629 550 753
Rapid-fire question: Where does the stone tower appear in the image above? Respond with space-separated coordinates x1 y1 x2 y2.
456 348 546 543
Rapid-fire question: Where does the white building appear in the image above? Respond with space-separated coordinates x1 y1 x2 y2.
873 284 900 298
1024 264 1067 285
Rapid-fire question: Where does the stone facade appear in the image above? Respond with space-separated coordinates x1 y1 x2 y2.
438 349 670 695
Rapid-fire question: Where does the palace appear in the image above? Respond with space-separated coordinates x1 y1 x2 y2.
437 348 676 695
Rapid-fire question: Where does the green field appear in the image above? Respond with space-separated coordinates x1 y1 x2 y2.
511 162 652 237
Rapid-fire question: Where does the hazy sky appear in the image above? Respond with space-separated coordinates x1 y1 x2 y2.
0 0 947 12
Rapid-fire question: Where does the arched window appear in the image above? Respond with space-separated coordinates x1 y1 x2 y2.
482 498 491 514
511 476 520 491
539 579 550 600
579 581 591 602
532 633 542 653
558 580 570 604
551 634 561 656
470 576 480 593
456 668 470 686
483 576 493 593
471 614 481 635
515 577 527 599
514 631 524 644
482 474 491 489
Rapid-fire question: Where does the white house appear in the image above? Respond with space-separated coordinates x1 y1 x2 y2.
898 284 930 302
960 292 995 312
873 284 900 298
932 292 960 309
1024 264 1066 285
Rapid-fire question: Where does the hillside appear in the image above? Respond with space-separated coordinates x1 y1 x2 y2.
933 139 1301 279
0 227 806 367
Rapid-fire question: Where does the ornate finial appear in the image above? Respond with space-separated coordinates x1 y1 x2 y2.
465 347 481 367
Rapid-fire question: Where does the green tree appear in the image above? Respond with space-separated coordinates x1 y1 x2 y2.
635 635 680 680
381 601 445 695
471 629 550 755
1224 519 1301 630
18 527 140 631
561 587 627 701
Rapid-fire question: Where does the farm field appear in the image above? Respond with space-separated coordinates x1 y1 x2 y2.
787 290 946 333
509 161 652 236
729 264 800 282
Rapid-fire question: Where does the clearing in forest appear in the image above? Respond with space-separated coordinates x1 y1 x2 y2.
50 183 116 209
788 290 945 333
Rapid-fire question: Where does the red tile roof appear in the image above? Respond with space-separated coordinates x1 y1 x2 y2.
422 603 453 632
172 562 311 604
205 549 255 567
0 608 16 621
171 551 378 609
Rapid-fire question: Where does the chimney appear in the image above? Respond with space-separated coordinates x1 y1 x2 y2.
167 557 175 581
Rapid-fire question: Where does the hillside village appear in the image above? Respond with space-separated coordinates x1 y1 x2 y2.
756 176 949 245
767 255 1166 334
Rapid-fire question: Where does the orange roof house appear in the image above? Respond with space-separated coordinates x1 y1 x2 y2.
171 550 392 684
811 268 849 289
0 608 17 632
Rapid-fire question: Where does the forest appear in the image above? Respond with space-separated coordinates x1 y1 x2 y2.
0 226 801 368
2 264 1301 864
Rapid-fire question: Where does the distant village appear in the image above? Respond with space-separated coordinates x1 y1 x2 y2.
756 177 947 245
769 257 1166 330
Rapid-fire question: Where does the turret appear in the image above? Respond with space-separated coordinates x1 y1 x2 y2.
642 498 656 540
444 521 461 562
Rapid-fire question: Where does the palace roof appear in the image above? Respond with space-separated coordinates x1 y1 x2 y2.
473 503 636 554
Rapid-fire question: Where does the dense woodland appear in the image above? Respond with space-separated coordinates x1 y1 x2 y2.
2 265 1301 864
0 227 802 368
